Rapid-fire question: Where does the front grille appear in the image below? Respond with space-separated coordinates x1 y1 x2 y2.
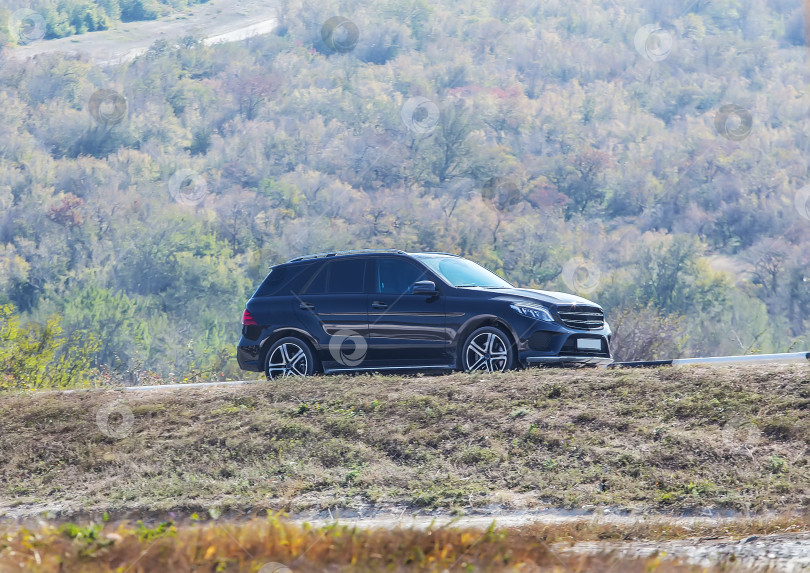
556 305 604 330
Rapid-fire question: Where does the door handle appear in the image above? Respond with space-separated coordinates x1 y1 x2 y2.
299 302 315 311
371 301 388 309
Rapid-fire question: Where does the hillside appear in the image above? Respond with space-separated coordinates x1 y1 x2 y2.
2 364 809 520
3 0 277 66
1 0 809 380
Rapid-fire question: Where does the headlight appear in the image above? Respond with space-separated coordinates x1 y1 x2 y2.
510 303 554 322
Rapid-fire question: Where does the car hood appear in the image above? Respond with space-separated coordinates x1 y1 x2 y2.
496 288 602 309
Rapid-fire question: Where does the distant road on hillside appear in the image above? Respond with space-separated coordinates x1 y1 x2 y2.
6 0 277 66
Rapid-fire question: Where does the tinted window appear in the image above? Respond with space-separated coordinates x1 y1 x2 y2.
377 259 429 294
303 262 328 294
327 259 366 293
284 264 318 294
254 263 314 297
254 266 286 297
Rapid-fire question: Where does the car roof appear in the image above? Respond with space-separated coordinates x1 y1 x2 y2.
283 249 459 264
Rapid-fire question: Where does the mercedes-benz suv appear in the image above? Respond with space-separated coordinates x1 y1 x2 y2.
237 250 612 378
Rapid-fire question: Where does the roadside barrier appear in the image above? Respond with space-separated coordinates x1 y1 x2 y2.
611 351 810 368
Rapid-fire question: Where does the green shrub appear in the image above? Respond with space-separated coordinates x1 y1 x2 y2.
0 304 99 390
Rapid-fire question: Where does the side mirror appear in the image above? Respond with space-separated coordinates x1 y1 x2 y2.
412 280 437 295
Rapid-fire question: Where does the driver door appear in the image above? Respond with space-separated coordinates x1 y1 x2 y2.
365 257 450 367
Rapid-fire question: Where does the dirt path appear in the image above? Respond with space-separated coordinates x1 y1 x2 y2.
291 512 810 571
6 0 277 65
566 533 810 572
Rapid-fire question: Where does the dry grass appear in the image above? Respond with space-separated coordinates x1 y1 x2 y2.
1 363 809 518
5 511 802 572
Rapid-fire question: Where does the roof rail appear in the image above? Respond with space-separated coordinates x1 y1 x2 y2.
285 249 408 263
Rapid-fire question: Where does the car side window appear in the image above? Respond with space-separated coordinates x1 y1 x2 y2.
302 262 328 294
377 259 430 294
327 259 367 293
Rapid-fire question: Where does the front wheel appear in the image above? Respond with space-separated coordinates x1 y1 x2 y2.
461 326 515 372
265 337 316 380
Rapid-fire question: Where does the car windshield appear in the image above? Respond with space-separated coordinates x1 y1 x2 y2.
414 256 513 289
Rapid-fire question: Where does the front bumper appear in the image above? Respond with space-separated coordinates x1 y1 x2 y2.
510 315 612 367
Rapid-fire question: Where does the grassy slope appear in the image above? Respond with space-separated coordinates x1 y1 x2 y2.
1 364 809 519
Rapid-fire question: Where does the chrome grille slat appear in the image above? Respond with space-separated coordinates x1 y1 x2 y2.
557 306 604 330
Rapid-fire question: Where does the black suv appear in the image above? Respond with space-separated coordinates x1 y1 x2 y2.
238 250 612 378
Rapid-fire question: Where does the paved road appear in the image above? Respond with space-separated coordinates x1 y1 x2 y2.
50 379 262 394
6 0 277 65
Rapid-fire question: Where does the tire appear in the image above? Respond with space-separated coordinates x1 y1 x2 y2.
265 337 317 380
460 326 515 372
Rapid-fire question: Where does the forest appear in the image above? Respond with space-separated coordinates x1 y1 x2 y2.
1 0 810 385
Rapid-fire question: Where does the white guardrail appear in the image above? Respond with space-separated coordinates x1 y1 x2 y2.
611 351 810 369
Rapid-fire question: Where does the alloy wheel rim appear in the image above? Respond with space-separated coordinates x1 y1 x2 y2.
465 332 508 372
267 343 308 379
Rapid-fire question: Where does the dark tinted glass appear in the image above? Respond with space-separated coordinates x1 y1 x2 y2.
254 264 316 296
284 264 317 294
327 259 366 293
254 266 286 297
377 259 428 294
303 263 328 294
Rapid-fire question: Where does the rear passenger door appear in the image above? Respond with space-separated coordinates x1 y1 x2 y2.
365 257 449 367
292 258 371 371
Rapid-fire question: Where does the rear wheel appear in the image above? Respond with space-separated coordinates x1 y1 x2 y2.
265 337 316 380
461 326 514 372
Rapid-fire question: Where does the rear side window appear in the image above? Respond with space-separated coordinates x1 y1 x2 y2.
328 259 366 293
302 259 367 294
304 263 328 294
254 263 314 297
